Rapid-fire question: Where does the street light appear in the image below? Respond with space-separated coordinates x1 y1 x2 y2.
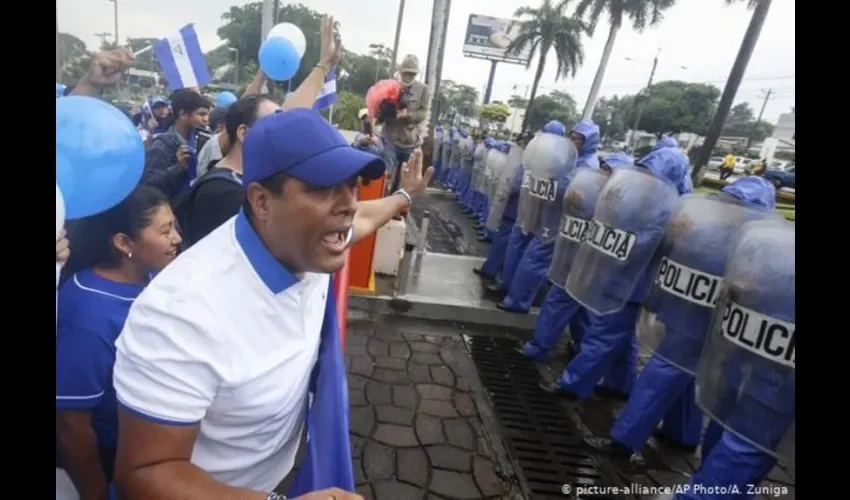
229 47 239 85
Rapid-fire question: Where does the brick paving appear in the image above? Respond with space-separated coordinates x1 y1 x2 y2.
345 318 518 500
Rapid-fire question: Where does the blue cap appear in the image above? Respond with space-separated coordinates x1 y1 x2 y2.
243 109 387 188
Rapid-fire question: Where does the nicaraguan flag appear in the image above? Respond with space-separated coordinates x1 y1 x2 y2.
287 277 354 496
153 24 211 90
312 68 339 111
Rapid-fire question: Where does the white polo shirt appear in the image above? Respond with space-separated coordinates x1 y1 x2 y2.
113 211 329 491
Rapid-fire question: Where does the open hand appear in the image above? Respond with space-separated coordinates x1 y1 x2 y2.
293 488 364 500
319 15 342 67
399 149 434 197
86 48 135 88
56 230 70 265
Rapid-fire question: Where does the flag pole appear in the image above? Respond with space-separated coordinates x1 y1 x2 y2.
133 45 153 57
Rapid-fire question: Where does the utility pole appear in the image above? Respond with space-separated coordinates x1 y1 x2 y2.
94 32 113 49
422 0 452 168
389 0 406 76
692 0 773 185
629 48 660 149
747 88 772 148
108 0 119 46
260 0 276 94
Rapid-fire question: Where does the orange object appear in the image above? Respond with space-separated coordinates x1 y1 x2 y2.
348 172 387 294
334 251 350 350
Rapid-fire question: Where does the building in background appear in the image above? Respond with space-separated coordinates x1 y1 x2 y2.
773 108 795 143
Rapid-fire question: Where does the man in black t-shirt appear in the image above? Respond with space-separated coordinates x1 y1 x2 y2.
177 95 281 247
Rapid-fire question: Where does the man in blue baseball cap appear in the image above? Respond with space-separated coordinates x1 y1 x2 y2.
112 109 432 500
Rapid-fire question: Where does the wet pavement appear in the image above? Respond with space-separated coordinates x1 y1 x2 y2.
348 190 795 499
346 316 522 500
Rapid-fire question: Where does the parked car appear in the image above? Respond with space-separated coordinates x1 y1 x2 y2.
763 166 795 190
706 157 725 171
734 157 752 174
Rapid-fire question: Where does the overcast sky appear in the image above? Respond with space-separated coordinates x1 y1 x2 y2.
58 0 795 122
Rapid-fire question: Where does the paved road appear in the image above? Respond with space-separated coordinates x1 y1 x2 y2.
346 318 518 500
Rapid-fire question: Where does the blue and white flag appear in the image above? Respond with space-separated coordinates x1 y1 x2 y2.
312 68 339 111
153 24 211 90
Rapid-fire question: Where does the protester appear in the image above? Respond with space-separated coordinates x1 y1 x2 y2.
136 96 172 149
112 109 431 500
720 152 736 180
56 185 181 500
195 106 230 178
353 108 383 157
70 49 135 98
174 94 279 247
141 89 211 199
380 54 430 193
173 17 343 248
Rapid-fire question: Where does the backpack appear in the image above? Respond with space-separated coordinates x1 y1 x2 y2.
172 167 242 248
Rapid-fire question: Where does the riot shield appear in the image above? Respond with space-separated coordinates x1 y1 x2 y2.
636 193 784 374
483 149 501 199
519 133 578 241
441 136 452 168
471 143 487 193
515 168 533 234
565 166 681 315
486 144 524 231
547 168 608 288
462 138 476 174
696 219 795 463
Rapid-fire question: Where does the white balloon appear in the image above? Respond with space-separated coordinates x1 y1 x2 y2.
267 23 307 58
56 184 65 242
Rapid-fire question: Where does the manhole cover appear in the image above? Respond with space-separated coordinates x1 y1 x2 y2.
467 336 631 499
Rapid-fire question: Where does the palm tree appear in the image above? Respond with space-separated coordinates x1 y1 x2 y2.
506 0 590 130
575 0 676 119
692 0 772 185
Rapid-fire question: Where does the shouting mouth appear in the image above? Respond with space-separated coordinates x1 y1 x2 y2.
321 227 353 255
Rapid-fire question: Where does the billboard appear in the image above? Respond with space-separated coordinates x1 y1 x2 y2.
463 14 532 65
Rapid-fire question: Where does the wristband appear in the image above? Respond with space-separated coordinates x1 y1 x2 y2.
393 188 412 206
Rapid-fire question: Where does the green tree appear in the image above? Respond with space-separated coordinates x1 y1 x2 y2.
437 80 479 124
507 94 529 108
721 102 774 141
337 48 392 96
506 0 590 130
621 80 720 135
216 2 329 90
332 91 366 130
479 103 512 131
693 0 773 184
591 95 631 141
524 92 579 131
574 0 676 119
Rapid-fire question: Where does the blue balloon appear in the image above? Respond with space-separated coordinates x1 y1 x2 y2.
259 36 301 81
215 91 238 107
56 96 144 219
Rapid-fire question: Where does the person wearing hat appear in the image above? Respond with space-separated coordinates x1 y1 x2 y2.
381 54 431 194
353 107 383 158
112 109 432 500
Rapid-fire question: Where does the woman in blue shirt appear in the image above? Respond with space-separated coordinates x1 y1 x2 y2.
56 185 181 500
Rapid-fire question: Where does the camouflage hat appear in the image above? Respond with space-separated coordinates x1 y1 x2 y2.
399 55 420 74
